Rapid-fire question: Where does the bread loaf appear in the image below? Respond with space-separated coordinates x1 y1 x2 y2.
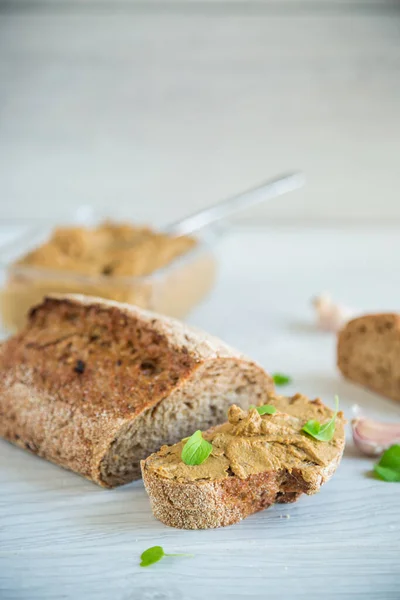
338 313 400 402
0 294 274 487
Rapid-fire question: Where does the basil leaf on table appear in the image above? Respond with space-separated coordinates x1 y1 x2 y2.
140 546 193 567
140 546 165 567
272 373 292 386
374 445 400 482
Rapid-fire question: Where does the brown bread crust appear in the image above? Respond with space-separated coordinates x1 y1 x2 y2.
141 470 307 530
337 313 400 402
0 294 274 487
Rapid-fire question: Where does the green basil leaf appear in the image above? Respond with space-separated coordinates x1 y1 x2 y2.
181 430 213 466
140 546 193 567
374 465 400 482
140 546 165 567
373 445 400 482
272 373 292 386
378 444 400 470
301 396 339 442
302 419 321 437
250 404 277 415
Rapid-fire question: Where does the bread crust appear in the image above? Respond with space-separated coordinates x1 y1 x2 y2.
338 313 400 402
0 294 274 487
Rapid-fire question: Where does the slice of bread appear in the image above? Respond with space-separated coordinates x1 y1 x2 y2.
338 313 400 402
0 294 273 487
141 394 346 529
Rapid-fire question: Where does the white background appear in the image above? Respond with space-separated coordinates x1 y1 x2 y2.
1 0 400 225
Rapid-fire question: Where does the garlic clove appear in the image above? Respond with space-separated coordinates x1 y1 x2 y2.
351 416 400 456
312 293 353 332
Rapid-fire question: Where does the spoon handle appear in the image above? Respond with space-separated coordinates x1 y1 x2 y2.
165 171 305 236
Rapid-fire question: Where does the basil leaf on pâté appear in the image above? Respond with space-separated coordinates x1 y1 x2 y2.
272 373 292 386
181 430 213 466
301 396 339 442
374 445 400 482
249 404 277 415
140 546 193 567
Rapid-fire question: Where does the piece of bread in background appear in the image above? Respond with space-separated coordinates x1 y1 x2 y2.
0 294 274 487
142 395 346 530
338 313 400 402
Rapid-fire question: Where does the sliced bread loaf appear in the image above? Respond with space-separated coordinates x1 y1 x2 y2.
141 394 345 529
0 294 274 487
338 313 400 402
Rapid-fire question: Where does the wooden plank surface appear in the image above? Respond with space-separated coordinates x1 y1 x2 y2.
1 226 400 600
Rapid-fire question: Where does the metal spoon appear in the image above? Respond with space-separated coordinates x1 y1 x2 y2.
165 171 305 236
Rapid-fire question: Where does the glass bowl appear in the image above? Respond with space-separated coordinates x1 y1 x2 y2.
0 220 218 333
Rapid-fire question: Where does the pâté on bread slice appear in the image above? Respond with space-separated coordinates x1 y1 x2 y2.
141 394 346 529
0 294 274 487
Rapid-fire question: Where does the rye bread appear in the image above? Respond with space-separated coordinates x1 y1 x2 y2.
141 394 346 529
338 313 400 402
0 294 274 487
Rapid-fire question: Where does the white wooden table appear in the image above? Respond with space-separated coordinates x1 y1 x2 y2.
1 226 400 600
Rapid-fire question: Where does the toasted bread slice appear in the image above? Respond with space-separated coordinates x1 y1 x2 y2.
0 294 274 487
338 313 400 402
141 394 346 529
